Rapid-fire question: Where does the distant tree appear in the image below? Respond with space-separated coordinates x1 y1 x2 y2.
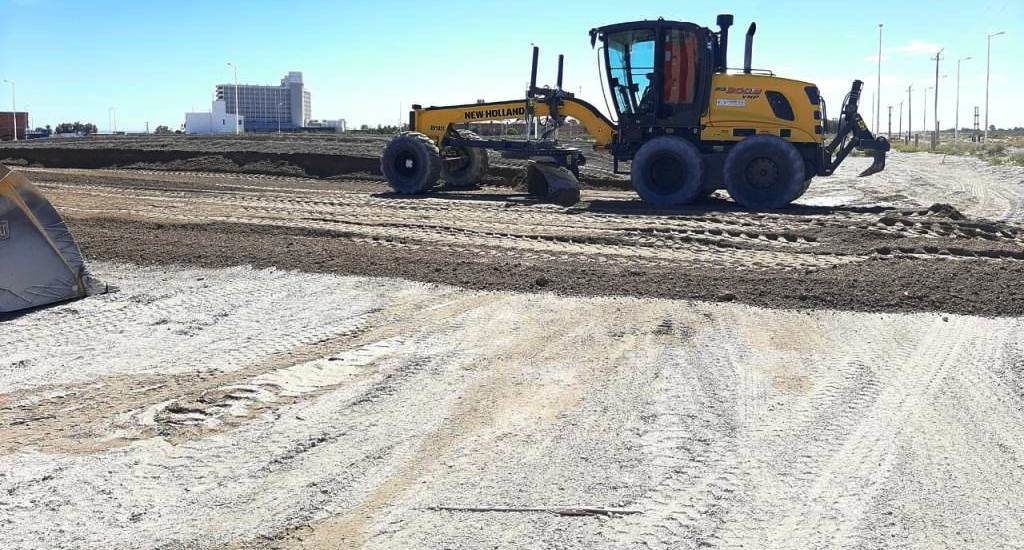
55 121 97 135
990 124 997 132
153 125 172 134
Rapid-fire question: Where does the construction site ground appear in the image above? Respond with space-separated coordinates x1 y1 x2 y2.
2 146 1024 549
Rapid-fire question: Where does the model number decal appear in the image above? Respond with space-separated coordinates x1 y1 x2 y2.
716 87 762 95
0 220 8 241
717 98 746 107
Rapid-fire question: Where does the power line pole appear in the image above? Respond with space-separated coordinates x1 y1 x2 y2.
955 56 972 141
876 23 884 132
887 105 892 139
932 48 943 149
984 31 1005 141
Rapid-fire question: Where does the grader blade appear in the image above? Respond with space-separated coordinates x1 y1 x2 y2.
526 162 581 206
0 164 107 314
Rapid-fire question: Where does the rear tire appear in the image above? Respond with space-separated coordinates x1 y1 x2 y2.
723 135 805 209
631 136 704 207
441 130 489 187
381 131 441 194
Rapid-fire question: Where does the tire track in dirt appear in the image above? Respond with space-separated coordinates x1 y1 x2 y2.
0 276 497 455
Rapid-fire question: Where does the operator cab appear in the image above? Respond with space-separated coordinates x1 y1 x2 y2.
590 19 716 138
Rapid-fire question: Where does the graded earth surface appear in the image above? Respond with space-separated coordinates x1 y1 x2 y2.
1 146 1023 549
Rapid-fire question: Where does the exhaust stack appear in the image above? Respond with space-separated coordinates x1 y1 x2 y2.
743 22 756 74
715 14 734 72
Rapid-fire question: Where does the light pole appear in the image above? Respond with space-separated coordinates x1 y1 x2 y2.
277 101 284 134
2 80 16 142
227 62 240 135
876 23 883 132
887 105 892 139
932 48 944 149
108 106 117 134
984 31 1005 142
898 100 904 138
955 56 972 141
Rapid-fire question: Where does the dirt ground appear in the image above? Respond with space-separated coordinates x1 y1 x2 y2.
13 151 1024 316
2 148 1024 549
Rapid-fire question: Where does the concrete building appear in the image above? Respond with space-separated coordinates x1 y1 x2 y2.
0 112 27 141
184 100 244 134
307 119 347 132
216 71 311 132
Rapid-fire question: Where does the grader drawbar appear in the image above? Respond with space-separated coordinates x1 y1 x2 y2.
0 164 106 314
381 13 890 209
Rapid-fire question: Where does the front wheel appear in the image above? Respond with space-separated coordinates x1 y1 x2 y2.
630 136 704 207
441 130 489 187
381 132 441 194
723 135 806 209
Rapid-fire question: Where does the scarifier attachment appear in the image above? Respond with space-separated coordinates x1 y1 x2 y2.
820 80 891 178
857 138 889 177
0 164 107 314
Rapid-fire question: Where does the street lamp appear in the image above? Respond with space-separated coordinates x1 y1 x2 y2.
932 48 944 149
984 31 1005 142
955 56 972 141
278 101 284 134
227 62 240 135
2 79 16 142
876 23 883 132
898 100 904 138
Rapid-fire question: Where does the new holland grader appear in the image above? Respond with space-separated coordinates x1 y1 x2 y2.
381 13 890 208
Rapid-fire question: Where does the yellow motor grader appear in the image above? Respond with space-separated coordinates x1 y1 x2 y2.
382 13 889 208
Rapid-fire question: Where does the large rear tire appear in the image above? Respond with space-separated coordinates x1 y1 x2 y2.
631 136 704 207
381 132 441 194
723 135 806 209
441 130 489 187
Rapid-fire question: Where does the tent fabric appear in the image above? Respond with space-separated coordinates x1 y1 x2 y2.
0 164 106 313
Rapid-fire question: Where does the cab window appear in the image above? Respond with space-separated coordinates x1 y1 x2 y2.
606 29 656 116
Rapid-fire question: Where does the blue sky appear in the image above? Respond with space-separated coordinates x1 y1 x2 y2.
1 0 1021 132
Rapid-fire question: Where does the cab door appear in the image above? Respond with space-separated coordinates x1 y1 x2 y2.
659 26 712 129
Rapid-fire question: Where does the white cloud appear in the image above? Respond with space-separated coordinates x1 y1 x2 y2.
890 40 943 56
